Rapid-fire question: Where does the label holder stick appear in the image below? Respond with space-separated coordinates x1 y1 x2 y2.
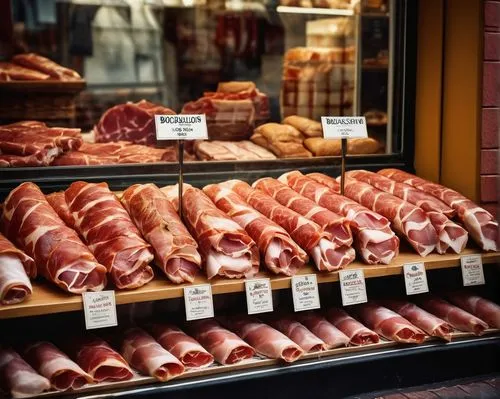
340 138 347 195
177 139 184 218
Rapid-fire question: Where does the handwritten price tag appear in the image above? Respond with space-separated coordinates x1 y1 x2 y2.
155 114 208 140
460 255 485 286
245 278 273 315
184 284 214 321
403 262 429 295
291 274 320 312
321 116 368 139
82 291 118 330
339 269 367 306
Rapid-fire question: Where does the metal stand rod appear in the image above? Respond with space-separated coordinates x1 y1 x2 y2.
178 140 184 218
340 138 347 195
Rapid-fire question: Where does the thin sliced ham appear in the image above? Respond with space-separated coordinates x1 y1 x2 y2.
46 192 76 229
426 211 469 254
296 311 350 348
268 316 327 352
325 308 379 346
203 183 307 276
121 184 202 284
186 319 255 365
446 291 500 329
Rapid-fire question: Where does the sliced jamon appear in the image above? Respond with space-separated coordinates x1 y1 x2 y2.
0 148 61 167
1 183 107 293
148 323 214 368
379 169 499 251
425 211 468 254
325 308 380 346
121 184 201 284
267 316 327 352
0 61 50 80
220 316 304 362
186 319 255 365
296 311 350 348
446 291 500 329
281 171 399 264
351 302 426 343
417 295 489 335
23 342 93 391
381 299 453 341
203 183 307 276
12 53 82 81
46 192 77 229
162 184 259 279
65 181 154 289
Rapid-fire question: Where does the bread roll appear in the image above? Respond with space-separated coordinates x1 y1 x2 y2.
269 141 313 158
250 133 269 148
304 137 381 156
217 81 256 93
283 115 323 138
254 123 304 143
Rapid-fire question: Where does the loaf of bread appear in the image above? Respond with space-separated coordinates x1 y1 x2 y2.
269 141 313 158
283 115 323 138
304 137 382 156
253 123 304 143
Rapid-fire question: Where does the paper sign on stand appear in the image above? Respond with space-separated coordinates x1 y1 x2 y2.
82 291 118 330
460 255 485 286
291 274 320 312
403 262 429 295
339 269 367 306
245 278 273 315
184 284 214 321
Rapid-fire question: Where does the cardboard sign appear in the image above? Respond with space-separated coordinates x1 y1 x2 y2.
460 255 485 286
403 262 429 295
339 269 367 306
82 291 118 330
291 274 321 312
184 284 214 321
155 114 208 140
321 116 368 139
245 278 273 315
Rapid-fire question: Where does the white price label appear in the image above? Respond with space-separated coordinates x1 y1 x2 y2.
460 255 485 286
339 269 367 306
403 262 429 295
321 116 368 139
184 284 214 321
82 290 118 330
245 278 273 315
291 274 320 312
155 114 208 140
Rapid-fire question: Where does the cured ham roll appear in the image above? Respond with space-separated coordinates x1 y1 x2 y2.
64 181 154 289
379 169 499 251
220 316 304 362
282 171 399 265
446 291 500 329
0 233 35 305
425 211 468 254
186 319 255 365
1 182 107 293
325 308 380 346
162 184 259 279
203 183 307 276
121 184 202 284
120 327 185 381
352 302 426 344
23 342 93 391
418 295 489 335
222 180 347 272
381 300 453 341
296 311 350 348
148 323 214 368
0 348 50 398
267 316 327 352
46 192 76 229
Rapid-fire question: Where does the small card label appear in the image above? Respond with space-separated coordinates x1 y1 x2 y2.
460 255 485 286
184 284 214 321
291 274 321 312
403 262 429 295
245 278 273 315
339 269 368 306
321 116 368 139
155 114 208 140
82 291 118 330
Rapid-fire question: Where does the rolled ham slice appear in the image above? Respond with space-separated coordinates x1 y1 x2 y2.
65 181 154 289
352 302 426 344
203 183 307 276
148 323 214 368
186 319 255 365
23 342 93 391
121 184 202 284
296 311 350 348
1 182 107 293
46 192 76 229
268 316 327 352
0 348 50 398
120 327 185 381
447 291 500 329
325 308 379 346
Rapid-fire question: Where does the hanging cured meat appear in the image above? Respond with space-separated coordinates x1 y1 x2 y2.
281 171 399 265
203 183 307 276
296 312 350 348
162 184 259 279
268 316 327 352
446 292 500 329
121 184 202 284
325 308 380 346
0 348 50 398
186 319 255 365
148 323 214 368
378 169 499 251
1 182 107 293
120 328 185 381
64 181 154 289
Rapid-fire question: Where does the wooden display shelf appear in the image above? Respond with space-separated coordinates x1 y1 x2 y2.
0 248 498 320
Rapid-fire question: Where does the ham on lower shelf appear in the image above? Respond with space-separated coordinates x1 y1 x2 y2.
325 308 380 346
268 316 328 352
296 311 350 348
446 291 500 329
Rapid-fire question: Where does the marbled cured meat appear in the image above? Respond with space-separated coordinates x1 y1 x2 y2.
325 308 379 346
0 62 50 80
447 292 500 329
425 211 469 254
203 183 307 276
46 192 76 229
1 183 107 293
12 53 82 81
296 312 350 348
121 184 201 284
65 181 154 289
0 149 60 167
268 316 327 352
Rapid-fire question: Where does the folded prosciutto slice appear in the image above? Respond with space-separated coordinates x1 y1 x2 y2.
417 295 489 335
121 184 202 284
162 184 259 279
65 181 154 289
446 291 500 329
296 311 350 348
379 169 499 251
186 319 255 365
120 328 185 381
220 316 304 362
0 348 50 398
46 192 76 229
1 182 107 293
325 308 379 346
352 302 426 343
23 342 93 391
281 171 399 264
203 183 307 276
267 316 327 352
381 299 453 341
148 323 214 368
